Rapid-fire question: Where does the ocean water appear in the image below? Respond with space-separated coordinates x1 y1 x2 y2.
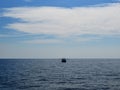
0 59 120 90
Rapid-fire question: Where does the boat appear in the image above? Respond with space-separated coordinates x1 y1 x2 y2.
61 58 66 63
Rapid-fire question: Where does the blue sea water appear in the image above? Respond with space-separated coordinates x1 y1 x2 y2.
0 59 120 90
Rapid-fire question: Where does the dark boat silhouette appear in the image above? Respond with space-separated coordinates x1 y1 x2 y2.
61 58 66 63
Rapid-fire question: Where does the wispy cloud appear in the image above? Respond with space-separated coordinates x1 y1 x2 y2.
23 38 63 44
0 34 8 38
2 3 120 43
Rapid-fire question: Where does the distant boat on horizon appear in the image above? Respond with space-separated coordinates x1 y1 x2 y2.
61 58 66 63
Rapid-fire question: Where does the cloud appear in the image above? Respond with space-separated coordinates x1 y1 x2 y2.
2 3 120 43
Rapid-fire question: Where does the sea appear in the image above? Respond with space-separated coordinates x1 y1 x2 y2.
0 59 120 90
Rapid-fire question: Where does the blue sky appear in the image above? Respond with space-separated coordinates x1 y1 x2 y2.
0 0 120 58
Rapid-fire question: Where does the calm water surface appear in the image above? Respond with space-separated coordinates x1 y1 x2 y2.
0 59 120 90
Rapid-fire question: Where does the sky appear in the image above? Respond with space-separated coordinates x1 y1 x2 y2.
0 0 120 58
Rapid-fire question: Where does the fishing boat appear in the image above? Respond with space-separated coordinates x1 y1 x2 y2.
61 58 66 63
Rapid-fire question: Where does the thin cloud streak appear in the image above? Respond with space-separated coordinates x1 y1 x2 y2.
23 39 63 44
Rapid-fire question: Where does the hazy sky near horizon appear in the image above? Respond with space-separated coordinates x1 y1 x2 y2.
0 0 120 58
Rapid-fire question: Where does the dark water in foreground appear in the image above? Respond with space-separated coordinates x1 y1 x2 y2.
0 59 120 90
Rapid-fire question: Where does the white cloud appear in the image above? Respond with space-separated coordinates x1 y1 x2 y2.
2 3 120 43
